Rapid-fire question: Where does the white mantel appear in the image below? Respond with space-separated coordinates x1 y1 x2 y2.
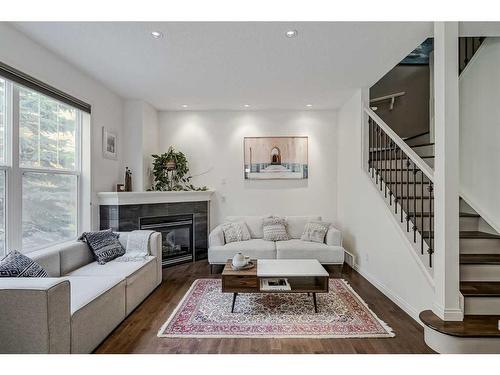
97 190 215 206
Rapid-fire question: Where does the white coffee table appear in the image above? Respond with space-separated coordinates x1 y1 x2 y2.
221 259 329 313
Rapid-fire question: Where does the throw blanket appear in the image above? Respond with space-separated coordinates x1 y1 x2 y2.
116 230 155 262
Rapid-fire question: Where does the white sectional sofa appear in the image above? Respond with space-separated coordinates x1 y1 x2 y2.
0 232 162 354
208 216 345 267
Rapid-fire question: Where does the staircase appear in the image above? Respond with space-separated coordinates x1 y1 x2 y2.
366 108 500 353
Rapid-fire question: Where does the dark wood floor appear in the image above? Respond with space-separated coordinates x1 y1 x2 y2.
95 261 434 354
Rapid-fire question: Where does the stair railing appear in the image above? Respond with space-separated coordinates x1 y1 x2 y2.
365 107 435 267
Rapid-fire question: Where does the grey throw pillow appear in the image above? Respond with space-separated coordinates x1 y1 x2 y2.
221 222 251 244
263 216 290 241
79 229 125 265
301 221 331 243
0 251 48 277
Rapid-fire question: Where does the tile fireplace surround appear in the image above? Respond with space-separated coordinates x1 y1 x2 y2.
98 191 214 266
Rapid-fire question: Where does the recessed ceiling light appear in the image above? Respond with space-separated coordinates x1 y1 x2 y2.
181 104 188 108
306 104 313 107
151 31 163 39
244 104 250 108
285 30 298 38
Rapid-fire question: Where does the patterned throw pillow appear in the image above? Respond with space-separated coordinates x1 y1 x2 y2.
301 221 331 243
79 229 125 265
263 216 290 241
221 222 251 244
0 251 48 277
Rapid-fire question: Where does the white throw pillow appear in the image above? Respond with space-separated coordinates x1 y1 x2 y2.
301 221 331 243
221 222 251 244
263 216 290 241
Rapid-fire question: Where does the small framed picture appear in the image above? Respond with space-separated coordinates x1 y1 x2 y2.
102 127 117 160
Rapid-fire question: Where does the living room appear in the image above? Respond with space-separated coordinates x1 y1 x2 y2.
1 0 500 372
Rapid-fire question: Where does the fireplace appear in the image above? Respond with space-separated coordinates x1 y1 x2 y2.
139 214 194 267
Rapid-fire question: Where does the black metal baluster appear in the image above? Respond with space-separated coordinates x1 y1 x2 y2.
428 182 434 267
420 171 424 254
406 158 410 232
370 119 374 178
384 133 388 198
400 146 404 222
394 145 398 213
413 166 417 243
368 118 371 173
379 127 382 190
389 141 393 205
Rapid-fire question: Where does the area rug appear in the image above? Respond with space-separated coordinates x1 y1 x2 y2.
157 279 395 338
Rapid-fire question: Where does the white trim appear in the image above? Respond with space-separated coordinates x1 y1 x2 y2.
364 107 434 182
352 262 424 326
97 190 215 206
424 326 500 354
432 302 464 321
157 278 395 339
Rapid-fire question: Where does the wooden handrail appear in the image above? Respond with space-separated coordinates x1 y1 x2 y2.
364 107 434 182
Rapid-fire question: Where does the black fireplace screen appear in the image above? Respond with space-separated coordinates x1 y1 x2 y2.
139 214 194 266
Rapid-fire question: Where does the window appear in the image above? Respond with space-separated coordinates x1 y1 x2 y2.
0 76 83 255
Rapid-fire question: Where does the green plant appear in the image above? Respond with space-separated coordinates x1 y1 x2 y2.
150 146 208 191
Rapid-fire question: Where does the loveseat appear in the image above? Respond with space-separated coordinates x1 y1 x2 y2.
0 232 162 354
208 216 345 268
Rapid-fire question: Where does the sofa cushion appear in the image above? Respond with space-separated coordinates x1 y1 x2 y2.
221 222 251 243
78 229 125 265
0 251 48 277
301 221 331 243
59 242 95 276
285 216 322 239
276 239 344 264
208 239 276 264
225 216 265 239
66 275 125 314
26 247 61 277
67 256 156 280
263 216 290 241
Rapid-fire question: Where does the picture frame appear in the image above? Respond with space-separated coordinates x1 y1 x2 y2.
102 127 117 160
244 136 308 180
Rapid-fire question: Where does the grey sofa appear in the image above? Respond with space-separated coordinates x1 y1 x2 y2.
208 216 345 268
0 232 162 354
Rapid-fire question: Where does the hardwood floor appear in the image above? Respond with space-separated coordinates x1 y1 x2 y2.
94 261 434 354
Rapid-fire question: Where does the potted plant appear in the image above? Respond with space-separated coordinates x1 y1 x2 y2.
150 146 208 191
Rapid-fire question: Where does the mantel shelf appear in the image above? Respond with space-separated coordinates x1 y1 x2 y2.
97 190 215 205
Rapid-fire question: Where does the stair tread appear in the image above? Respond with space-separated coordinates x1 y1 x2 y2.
387 181 430 185
420 310 500 337
460 282 500 297
460 212 480 218
460 254 500 265
419 231 500 239
410 142 435 148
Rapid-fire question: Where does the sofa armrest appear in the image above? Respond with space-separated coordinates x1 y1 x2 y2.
209 225 225 247
325 225 343 247
148 232 163 286
0 278 71 353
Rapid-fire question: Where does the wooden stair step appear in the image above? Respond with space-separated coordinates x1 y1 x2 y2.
410 142 435 148
460 254 500 265
420 310 500 338
403 131 430 142
460 212 480 218
419 231 500 240
460 282 500 297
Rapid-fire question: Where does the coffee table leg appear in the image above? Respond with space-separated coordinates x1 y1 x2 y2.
231 293 238 313
313 293 318 313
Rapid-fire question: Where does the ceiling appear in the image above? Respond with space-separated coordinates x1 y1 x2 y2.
11 22 432 111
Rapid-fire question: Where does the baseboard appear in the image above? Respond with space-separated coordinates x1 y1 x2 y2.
352 262 424 326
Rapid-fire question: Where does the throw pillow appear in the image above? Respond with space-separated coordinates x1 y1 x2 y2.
221 222 251 244
79 229 125 265
0 251 48 277
301 221 331 243
263 216 290 241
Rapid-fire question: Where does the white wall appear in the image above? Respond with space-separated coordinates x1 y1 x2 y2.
122 100 159 191
0 23 125 229
337 90 434 321
159 110 337 227
459 37 500 233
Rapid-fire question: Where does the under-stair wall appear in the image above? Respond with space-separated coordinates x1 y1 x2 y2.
337 90 434 322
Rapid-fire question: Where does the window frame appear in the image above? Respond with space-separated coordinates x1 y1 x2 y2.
1 78 83 254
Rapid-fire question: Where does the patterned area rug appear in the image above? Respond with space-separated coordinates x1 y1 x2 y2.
158 279 395 338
